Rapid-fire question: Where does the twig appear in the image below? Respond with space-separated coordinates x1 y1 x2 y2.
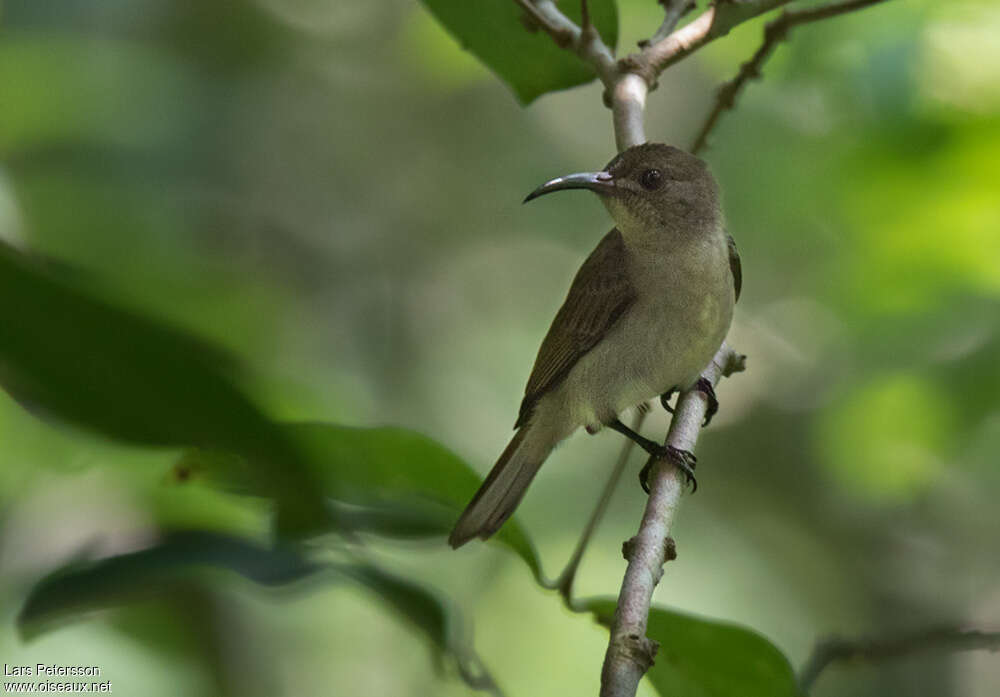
509 1 803 151
690 0 894 154
622 0 796 88
512 0 618 86
646 0 697 46
545 408 647 608
798 626 1000 693
513 0 574 46
599 344 746 697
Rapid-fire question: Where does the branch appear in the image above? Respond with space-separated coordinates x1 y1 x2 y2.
645 0 697 46
599 344 747 697
612 73 650 150
622 0 795 88
798 626 1000 693
690 0 894 154
512 0 618 86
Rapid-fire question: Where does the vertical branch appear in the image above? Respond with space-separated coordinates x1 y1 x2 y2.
611 73 649 150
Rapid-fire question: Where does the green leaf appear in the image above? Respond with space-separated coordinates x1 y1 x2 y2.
587 599 799 697
289 423 544 581
334 563 500 691
0 243 328 534
418 0 618 104
179 423 544 579
17 531 320 641
17 531 499 691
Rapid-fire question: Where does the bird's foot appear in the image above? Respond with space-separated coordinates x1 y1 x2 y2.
638 446 698 494
606 419 698 493
659 387 677 414
661 380 718 427
694 377 719 427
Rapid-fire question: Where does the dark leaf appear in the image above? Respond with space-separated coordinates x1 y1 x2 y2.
18 531 500 693
17 531 320 641
177 423 544 579
290 423 544 581
587 599 799 697
0 243 328 534
418 0 618 104
332 563 501 693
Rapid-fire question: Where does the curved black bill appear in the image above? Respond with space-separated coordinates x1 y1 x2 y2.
523 171 615 203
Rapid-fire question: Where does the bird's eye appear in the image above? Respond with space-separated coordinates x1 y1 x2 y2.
640 168 662 190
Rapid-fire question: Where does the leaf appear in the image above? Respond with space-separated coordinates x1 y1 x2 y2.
337 563 452 651
328 500 458 539
587 599 799 697
334 563 500 692
290 423 544 581
0 243 328 534
418 0 618 104
17 531 320 641
178 423 544 580
17 531 500 692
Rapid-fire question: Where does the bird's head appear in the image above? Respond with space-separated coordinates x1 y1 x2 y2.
524 143 720 239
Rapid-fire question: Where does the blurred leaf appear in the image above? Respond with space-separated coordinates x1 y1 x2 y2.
417 0 618 104
328 500 458 539
178 423 544 580
17 531 320 641
290 423 543 581
587 599 798 697
0 243 328 534
333 564 499 693
337 563 450 651
18 529 499 692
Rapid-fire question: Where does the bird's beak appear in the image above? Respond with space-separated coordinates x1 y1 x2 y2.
523 171 616 203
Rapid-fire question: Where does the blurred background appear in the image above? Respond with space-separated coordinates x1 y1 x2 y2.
1 0 998 695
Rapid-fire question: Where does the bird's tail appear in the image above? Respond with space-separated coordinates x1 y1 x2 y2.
448 424 556 548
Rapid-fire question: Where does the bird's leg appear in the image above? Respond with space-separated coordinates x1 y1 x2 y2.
608 419 698 493
694 377 719 427
659 386 677 414
607 418 661 455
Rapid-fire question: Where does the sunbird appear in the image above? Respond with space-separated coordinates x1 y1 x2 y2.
450 143 741 548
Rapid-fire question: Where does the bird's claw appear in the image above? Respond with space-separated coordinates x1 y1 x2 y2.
662 381 717 427
639 446 698 494
659 387 677 414
694 377 719 427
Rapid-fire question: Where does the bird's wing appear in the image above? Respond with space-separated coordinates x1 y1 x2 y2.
727 232 742 302
515 228 636 428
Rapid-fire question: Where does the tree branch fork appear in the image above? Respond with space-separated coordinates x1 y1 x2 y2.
516 0 802 149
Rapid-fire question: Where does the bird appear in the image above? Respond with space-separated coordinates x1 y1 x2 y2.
448 143 741 548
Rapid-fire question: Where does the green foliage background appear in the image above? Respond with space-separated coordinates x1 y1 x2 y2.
0 0 998 695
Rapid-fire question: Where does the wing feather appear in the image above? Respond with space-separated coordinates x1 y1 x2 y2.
727 232 742 302
515 229 636 427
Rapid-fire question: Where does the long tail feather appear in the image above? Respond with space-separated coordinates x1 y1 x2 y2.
448 426 554 548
